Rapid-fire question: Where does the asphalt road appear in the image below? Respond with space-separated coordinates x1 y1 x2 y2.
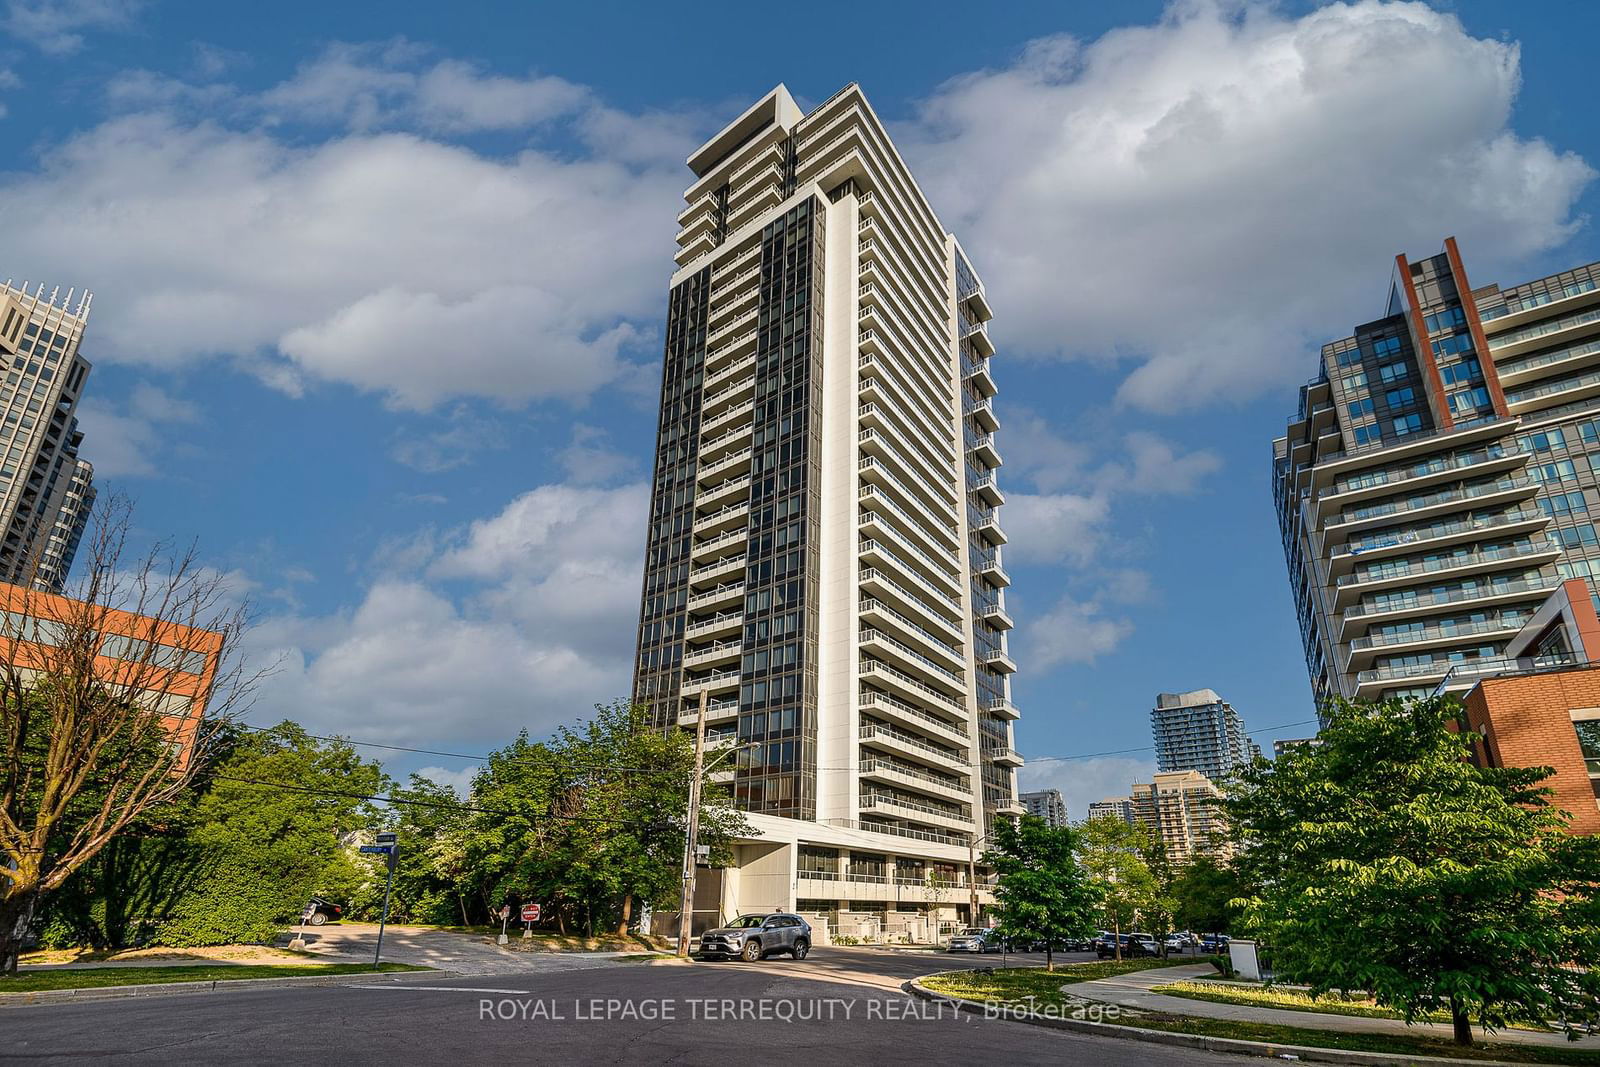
2 947 1238 1065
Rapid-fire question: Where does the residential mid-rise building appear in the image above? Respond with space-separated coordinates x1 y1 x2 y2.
1019 788 1068 828
1151 689 1260 781
1128 770 1229 864
630 84 1020 935
1273 240 1600 707
1087 796 1135 826
1272 738 1318 759
0 282 96 592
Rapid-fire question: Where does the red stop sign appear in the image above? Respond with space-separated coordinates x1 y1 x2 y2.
521 904 540 922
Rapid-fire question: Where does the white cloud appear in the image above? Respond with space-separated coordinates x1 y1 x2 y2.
1 54 694 411
390 407 507 474
1017 756 1158 823
1112 432 1222 495
1025 591 1134 668
557 423 637 485
1002 492 1110 567
4 0 141 54
414 764 479 797
74 383 199 478
245 482 647 746
903 0 1594 412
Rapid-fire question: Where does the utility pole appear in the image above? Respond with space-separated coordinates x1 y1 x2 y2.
967 837 978 925
676 690 708 958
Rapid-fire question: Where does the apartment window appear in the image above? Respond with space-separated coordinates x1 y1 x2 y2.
1431 333 1475 358
1342 372 1368 391
1425 306 1467 333
1353 424 1382 446
1348 397 1375 419
1521 428 1568 452
1530 459 1580 484
1449 387 1491 414
1441 358 1482 385
1385 387 1416 409
1571 710 1600 797
1392 413 1423 436
1373 336 1403 358
1335 346 1363 368
1556 524 1599 549
1379 361 1408 383
1541 491 1590 518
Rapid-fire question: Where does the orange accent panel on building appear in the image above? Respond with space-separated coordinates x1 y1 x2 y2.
1394 252 1455 433
0 581 224 760
1463 665 1600 836
1443 236 1511 418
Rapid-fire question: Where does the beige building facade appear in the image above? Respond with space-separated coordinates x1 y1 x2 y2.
632 84 1017 935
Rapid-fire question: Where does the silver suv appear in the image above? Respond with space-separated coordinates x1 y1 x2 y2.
699 913 812 962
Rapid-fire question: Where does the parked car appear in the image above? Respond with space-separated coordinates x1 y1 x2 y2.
1200 933 1231 953
947 927 1004 953
302 896 343 926
698 913 812 962
1164 932 1194 952
1095 932 1160 959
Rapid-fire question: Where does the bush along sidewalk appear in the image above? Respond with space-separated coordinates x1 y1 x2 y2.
915 964 1600 1066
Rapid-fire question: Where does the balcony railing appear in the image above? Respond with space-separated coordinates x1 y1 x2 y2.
858 677 969 734
1336 541 1552 587
1321 445 1524 500
1345 576 1556 618
1332 477 1533 527
1347 616 1528 651
1356 650 1582 685
859 723 969 766
1333 509 1546 558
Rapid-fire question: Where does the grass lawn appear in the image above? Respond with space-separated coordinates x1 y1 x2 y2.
920 957 1218 1009
0 962 429 994
1153 979 1551 1031
1123 1014 1600 1066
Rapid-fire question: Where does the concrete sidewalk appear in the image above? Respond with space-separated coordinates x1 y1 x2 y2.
280 923 636 975
1061 964 1599 1049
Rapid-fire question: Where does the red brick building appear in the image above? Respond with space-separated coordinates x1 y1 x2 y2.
1462 580 1600 835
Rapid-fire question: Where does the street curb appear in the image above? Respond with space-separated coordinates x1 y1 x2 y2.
0 968 452 1008
902 976 1534 1067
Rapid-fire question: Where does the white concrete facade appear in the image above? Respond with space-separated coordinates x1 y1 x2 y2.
636 85 1017 933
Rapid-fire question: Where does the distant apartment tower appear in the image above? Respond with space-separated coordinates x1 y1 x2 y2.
1273 240 1600 707
1087 796 1135 826
0 282 96 592
1151 689 1259 782
1019 788 1067 828
630 85 1019 931
1129 770 1229 864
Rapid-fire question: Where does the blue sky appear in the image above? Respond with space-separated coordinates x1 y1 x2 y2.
2 0 1598 814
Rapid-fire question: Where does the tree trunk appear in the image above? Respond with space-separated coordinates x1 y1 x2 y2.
1045 944 1053 972
1113 915 1122 962
457 892 469 928
1451 998 1473 1046
0 891 41 978
616 893 632 936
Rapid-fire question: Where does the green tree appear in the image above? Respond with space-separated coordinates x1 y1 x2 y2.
1225 694 1600 1045
983 815 1100 971
1170 856 1246 937
1078 815 1159 960
346 774 469 926
159 722 384 946
459 702 748 936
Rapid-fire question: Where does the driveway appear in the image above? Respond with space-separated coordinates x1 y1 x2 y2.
282 923 633 976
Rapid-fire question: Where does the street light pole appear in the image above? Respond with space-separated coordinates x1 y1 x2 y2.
676 690 708 958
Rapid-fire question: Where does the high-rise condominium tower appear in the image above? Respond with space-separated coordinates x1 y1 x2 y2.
1151 689 1259 782
0 282 96 592
1274 239 1600 706
632 84 1019 931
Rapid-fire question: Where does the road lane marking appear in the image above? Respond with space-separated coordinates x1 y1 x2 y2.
346 985 534 994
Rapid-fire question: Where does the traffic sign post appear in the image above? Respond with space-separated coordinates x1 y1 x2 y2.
497 905 511 946
521 903 539 939
370 832 399 969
